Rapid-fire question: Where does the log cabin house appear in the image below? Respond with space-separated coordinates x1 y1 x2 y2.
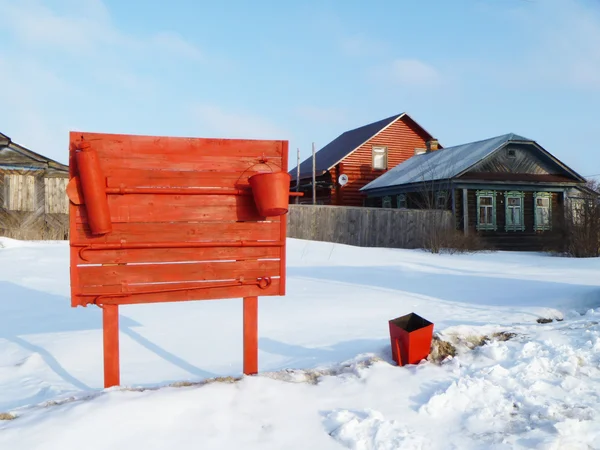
361 133 588 251
289 113 440 206
0 132 69 240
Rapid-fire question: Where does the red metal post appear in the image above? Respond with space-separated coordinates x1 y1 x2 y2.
243 296 258 375
102 304 120 387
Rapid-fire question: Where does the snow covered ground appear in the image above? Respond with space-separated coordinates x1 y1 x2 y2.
1 237 600 449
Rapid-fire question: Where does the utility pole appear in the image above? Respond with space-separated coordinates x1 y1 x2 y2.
295 148 300 204
312 142 316 205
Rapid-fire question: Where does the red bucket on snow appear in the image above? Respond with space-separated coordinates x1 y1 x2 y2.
389 313 434 366
249 171 291 217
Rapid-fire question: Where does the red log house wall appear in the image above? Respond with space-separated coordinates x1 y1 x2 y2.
330 116 433 207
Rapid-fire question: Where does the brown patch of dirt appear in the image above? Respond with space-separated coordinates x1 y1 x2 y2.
429 335 457 363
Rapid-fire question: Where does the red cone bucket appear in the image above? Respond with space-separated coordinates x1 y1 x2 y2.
389 313 434 366
249 171 291 217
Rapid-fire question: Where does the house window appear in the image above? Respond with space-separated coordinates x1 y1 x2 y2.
382 195 392 208
3 174 35 211
397 194 407 209
507 149 516 158
571 198 585 225
372 146 387 170
476 190 497 230
534 192 552 231
505 191 525 231
436 191 447 209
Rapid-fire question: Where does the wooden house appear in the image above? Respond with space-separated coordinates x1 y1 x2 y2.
289 113 440 206
0 133 69 240
361 133 587 251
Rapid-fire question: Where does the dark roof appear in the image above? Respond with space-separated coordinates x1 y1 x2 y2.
0 132 68 171
361 133 585 193
290 113 434 180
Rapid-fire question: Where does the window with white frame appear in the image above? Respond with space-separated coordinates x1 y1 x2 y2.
476 190 497 230
534 192 552 230
372 146 387 170
397 194 407 209
505 191 525 231
436 191 447 209
382 195 392 208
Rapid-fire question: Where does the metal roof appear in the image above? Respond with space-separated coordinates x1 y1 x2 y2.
361 133 532 192
290 113 434 180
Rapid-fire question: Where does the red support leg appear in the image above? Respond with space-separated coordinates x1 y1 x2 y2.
243 296 258 375
102 304 120 388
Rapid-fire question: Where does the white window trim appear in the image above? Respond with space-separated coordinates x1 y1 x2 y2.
372 146 388 170
504 191 525 232
534 192 552 231
476 190 497 231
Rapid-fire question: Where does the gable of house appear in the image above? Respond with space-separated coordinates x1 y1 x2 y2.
290 113 436 181
0 134 69 216
461 142 585 183
362 133 585 195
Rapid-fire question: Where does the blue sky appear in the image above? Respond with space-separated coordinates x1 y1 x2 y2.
1 0 599 177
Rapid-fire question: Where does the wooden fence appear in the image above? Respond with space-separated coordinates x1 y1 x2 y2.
0 171 69 240
287 204 454 249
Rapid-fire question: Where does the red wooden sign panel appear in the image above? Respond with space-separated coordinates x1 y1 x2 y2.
67 131 291 387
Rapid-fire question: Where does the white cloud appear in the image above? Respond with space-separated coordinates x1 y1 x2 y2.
373 59 443 87
191 105 288 140
0 0 202 60
0 0 207 162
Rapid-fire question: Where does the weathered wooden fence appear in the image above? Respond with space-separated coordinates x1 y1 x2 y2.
287 204 454 249
0 171 69 240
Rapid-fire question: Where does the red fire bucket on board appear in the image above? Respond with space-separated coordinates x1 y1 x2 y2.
249 171 291 217
389 313 434 366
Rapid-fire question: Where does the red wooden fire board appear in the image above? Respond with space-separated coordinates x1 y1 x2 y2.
68 132 289 307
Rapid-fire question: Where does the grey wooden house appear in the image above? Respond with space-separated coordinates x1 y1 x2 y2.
361 133 587 250
0 133 69 240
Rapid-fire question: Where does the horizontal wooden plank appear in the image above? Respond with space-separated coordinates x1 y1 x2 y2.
73 132 283 158
71 278 281 306
72 221 281 244
75 246 281 264
73 193 271 223
105 170 262 189
77 259 280 286
97 154 282 172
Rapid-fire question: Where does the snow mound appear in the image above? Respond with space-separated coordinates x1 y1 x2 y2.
323 409 430 450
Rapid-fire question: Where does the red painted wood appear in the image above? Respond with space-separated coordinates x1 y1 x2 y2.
78 259 280 287
326 116 434 206
75 133 283 159
72 221 281 244
74 194 265 223
74 279 281 306
279 141 288 295
103 304 120 388
74 246 280 265
106 170 259 189
69 132 289 382
69 132 288 306
243 296 258 375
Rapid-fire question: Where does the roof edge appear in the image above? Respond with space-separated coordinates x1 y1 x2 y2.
326 113 407 171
